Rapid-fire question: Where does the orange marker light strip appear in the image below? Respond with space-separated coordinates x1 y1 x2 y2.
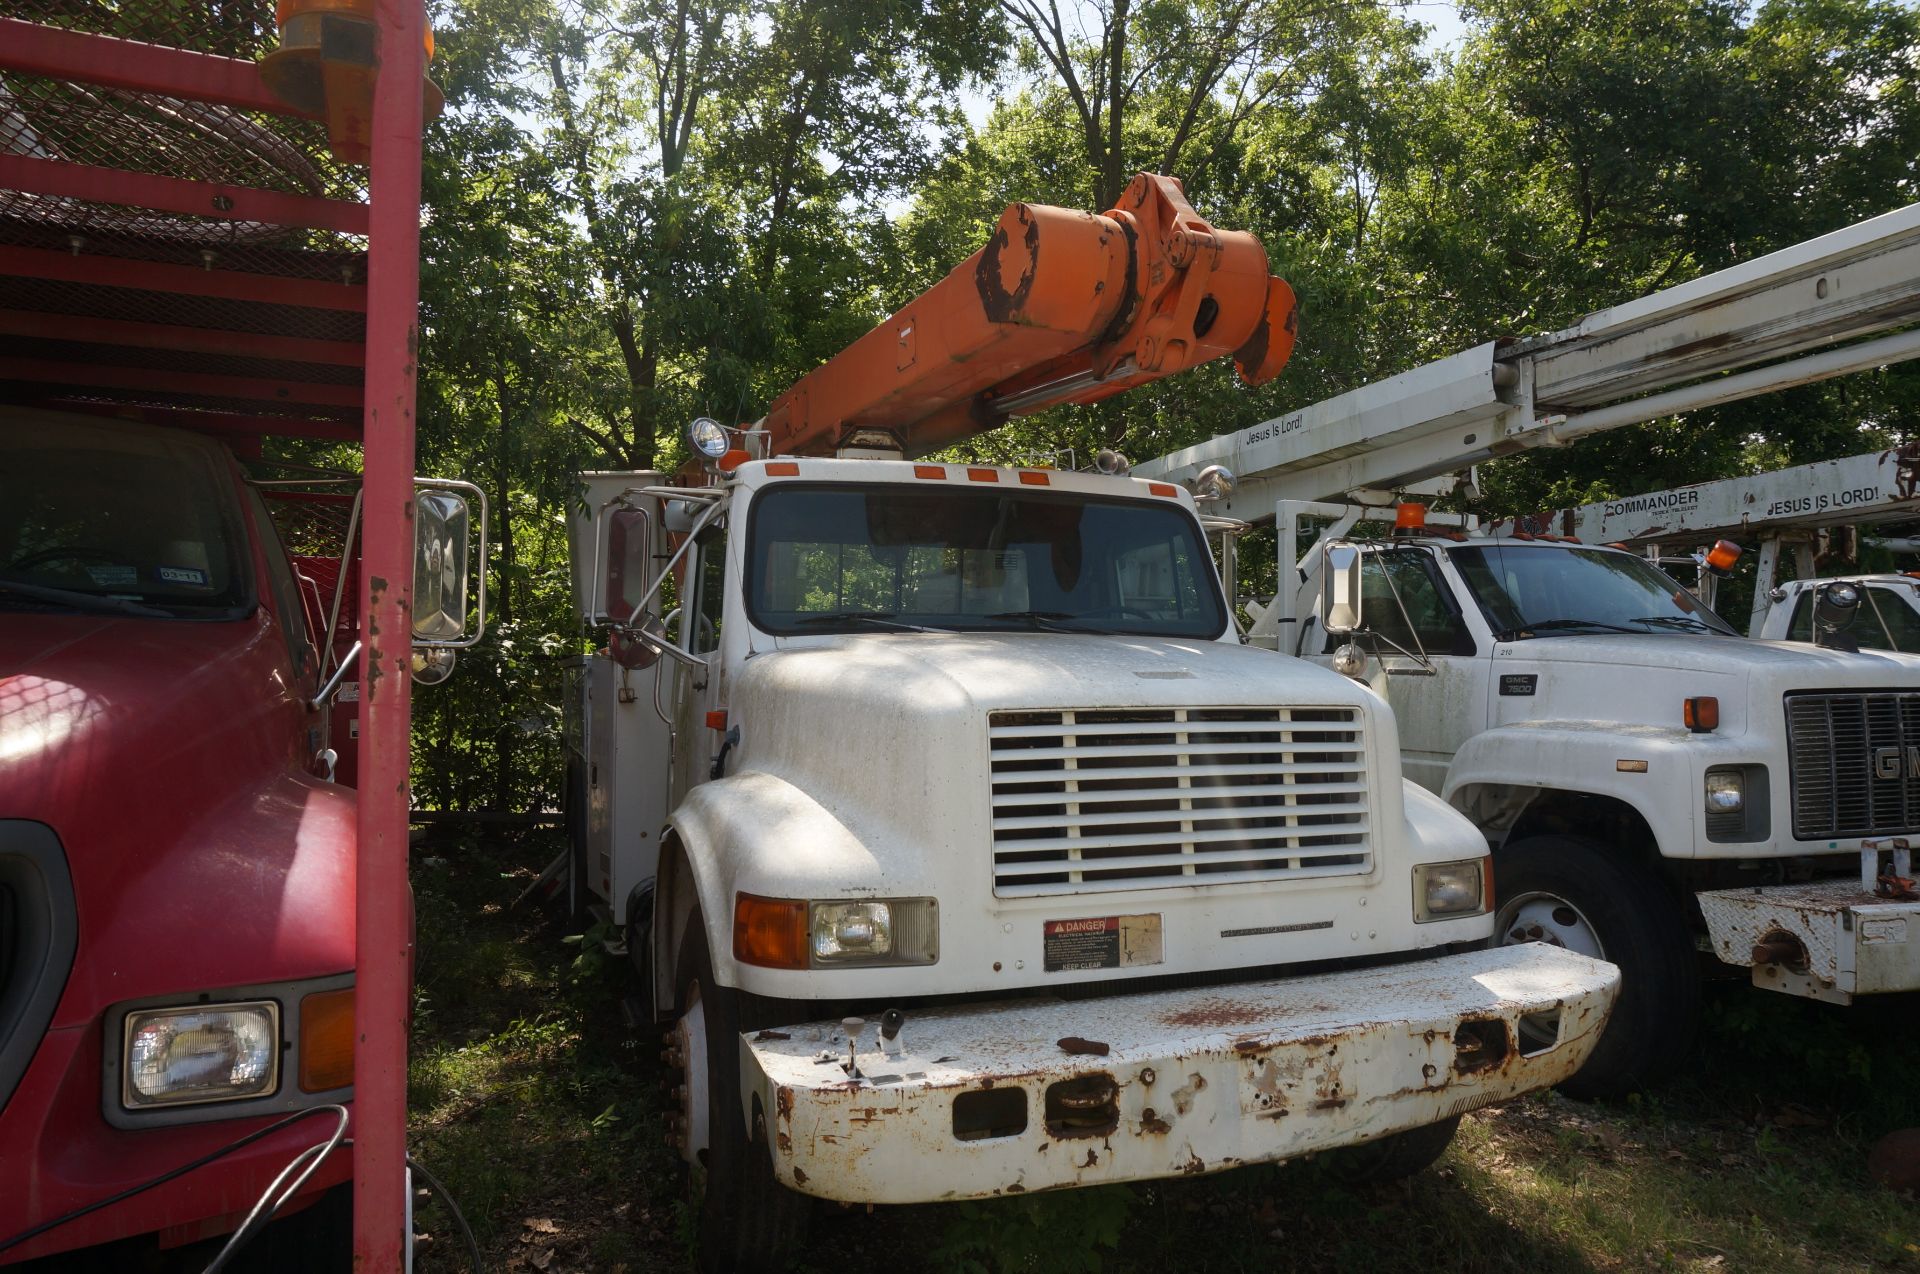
967 468 999 483
298 986 355 1093
733 894 809 970
1018 471 1051 487
765 461 800 476
1148 483 1178 498
914 465 945 480
1683 697 1719 733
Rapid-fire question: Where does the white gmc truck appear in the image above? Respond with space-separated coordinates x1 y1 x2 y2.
563 441 1618 1272
1282 525 1920 1099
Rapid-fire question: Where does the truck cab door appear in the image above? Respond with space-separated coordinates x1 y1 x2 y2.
1309 546 1488 795
668 521 730 807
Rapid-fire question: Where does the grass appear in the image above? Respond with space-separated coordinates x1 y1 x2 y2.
407 831 1920 1273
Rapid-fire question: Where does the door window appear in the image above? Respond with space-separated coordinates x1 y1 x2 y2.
690 527 726 655
1328 550 1474 657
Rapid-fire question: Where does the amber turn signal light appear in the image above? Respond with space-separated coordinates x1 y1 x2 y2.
299 987 355 1093
733 894 809 970
1683 697 1719 733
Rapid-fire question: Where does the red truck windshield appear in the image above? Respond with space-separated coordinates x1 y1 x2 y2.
746 482 1227 639
0 417 250 618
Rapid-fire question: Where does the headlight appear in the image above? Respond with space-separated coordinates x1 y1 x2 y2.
688 416 731 459
735 894 938 968
1705 770 1745 813
1413 858 1491 923
123 1002 279 1108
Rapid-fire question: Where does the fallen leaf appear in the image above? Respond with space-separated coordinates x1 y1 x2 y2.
525 1218 560 1234
528 1250 554 1271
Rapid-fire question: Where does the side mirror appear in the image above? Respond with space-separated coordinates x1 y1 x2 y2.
603 506 653 625
610 614 666 671
1323 542 1364 635
411 479 488 649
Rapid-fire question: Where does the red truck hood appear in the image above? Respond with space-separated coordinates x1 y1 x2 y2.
0 612 356 1023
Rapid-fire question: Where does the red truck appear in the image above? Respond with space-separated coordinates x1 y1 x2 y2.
0 0 445 1266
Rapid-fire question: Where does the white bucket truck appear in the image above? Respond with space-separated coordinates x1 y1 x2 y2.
560 176 1618 1272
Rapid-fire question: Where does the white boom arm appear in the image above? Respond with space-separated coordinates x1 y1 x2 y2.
1137 202 1920 520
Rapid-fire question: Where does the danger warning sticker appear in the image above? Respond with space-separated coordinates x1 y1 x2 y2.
1043 914 1163 972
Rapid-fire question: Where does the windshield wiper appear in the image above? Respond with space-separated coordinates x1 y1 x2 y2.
0 579 170 618
1631 615 1716 633
1495 617 1646 640
792 611 941 634
985 610 1086 631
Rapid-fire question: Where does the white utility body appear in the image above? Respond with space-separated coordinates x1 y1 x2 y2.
563 454 1616 1235
1135 201 1920 1096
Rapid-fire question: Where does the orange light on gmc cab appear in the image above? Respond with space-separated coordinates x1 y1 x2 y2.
733 894 809 969
1683 697 1719 733
1148 483 1178 498
1704 540 1742 575
299 987 355 1092
967 468 999 483
1018 471 1051 486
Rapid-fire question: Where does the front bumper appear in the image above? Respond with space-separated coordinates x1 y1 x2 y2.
742 943 1617 1203
1700 856 1920 1003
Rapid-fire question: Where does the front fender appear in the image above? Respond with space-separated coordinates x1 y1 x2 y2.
1443 722 1699 857
660 771 891 997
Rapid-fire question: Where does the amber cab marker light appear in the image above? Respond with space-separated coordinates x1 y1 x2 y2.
914 465 945 480
1704 539 1743 576
1683 697 1719 733
705 709 728 731
299 987 355 1093
765 462 800 477
1393 502 1426 534
734 894 809 970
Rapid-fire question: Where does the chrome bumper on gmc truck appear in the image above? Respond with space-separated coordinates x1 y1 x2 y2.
740 943 1617 1203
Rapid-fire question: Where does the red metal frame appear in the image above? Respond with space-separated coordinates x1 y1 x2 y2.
354 0 427 1265
0 245 370 311
2 1 427 1265
0 18 319 117
0 154 371 236
0 311 364 366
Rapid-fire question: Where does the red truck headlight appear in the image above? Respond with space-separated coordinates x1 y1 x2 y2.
123 1002 279 1108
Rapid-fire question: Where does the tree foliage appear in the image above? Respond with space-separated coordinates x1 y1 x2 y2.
403 0 1920 810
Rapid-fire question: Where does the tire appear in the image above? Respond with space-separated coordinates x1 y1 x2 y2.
1321 1116 1460 1185
1493 834 1699 1100
672 914 811 1274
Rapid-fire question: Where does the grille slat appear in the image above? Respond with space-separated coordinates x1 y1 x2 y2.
988 707 1372 897
1786 691 1920 839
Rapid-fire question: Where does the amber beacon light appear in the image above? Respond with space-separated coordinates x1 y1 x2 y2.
259 0 445 163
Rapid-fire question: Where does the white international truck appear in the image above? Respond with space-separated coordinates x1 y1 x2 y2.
1138 200 1920 1099
559 177 1618 1272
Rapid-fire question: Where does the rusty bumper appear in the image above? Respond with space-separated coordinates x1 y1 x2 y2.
740 943 1617 1202
1700 876 1920 1003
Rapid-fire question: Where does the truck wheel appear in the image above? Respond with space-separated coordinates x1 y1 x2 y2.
1494 834 1699 1100
1320 1116 1459 1185
670 915 810 1273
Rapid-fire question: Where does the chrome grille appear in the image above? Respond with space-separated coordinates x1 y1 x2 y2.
1785 691 1920 839
988 707 1371 897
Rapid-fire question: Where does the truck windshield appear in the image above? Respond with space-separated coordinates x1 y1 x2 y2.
0 417 250 618
1448 544 1736 639
747 483 1226 639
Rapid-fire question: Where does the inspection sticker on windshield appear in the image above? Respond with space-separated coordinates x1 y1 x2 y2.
84 565 137 587
1500 674 1538 696
1044 914 1162 972
157 566 207 585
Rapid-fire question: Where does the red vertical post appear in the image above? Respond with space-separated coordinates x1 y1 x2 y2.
355 0 426 1267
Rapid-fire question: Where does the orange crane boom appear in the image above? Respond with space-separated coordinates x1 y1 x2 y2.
762 173 1299 457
